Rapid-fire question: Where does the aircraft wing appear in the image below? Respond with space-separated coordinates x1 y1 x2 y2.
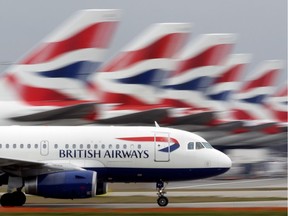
97 108 169 124
9 102 96 122
0 157 84 177
171 111 215 125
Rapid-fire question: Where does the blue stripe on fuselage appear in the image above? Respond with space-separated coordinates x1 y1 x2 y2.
87 167 229 182
159 143 180 152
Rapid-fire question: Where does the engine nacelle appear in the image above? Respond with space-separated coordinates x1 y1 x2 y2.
25 170 97 199
96 182 108 195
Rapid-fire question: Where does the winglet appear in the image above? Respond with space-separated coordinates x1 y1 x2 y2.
154 121 160 127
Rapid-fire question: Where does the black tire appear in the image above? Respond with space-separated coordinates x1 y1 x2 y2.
157 196 168 207
0 193 14 207
12 191 26 206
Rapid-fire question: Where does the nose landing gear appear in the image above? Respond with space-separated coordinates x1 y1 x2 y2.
156 180 169 207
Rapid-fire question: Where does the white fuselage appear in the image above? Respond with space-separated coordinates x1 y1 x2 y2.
0 125 231 182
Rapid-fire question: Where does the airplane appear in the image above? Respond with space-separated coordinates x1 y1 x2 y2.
208 60 285 147
0 124 232 207
183 53 252 140
0 9 120 125
159 33 236 125
88 22 192 124
265 83 288 124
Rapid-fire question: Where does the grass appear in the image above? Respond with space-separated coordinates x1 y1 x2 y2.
0 210 286 216
22 195 287 204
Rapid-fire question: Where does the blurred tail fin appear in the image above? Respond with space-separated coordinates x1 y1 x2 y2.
161 33 236 108
93 23 191 106
206 53 252 101
232 60 283 120
5 9 120 106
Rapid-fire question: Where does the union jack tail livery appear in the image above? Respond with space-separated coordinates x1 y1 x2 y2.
161 33 236 110
205 53 252 121
4 9 120 106
232 60 283 121
266 83 288 123
93 22 191 106
89 23 191 123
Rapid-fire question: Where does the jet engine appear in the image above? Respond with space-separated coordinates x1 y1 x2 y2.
96 182 108 195
25 170 97 199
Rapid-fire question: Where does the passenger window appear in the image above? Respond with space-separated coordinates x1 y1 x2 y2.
196 142 204 150
54 144 58 149
87 144 91 149
187 142 194 150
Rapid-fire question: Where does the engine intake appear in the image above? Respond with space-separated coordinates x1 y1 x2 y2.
25 170 97 199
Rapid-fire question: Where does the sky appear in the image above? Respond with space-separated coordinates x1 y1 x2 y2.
0 0 287 84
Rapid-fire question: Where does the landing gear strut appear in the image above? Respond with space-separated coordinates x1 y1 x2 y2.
156 180 168 207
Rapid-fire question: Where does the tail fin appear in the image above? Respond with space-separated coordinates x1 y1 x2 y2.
4 9 120 106
92 23 191 106
232 60 283 120
161 33 236 109
206 53 252 101
266 83 288 122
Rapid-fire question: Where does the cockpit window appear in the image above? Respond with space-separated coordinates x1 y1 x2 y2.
196 142 205 149
187 142 194 150
202 142 213 149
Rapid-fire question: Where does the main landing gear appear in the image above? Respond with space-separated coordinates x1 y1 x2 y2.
0 190 26 207
156 180 169 207
0 176 26 207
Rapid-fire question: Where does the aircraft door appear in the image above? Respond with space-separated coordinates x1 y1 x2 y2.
154 132 170 162
40 140 49 156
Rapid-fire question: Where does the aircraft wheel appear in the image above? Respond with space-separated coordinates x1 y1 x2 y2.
0 193 14 207
157 196 168 207
12 191 26 206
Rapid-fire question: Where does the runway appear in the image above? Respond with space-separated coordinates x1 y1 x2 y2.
24 200 287 208
0 177 287 210
7 177 288 210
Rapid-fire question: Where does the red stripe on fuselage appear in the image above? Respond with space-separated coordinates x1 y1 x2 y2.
117 136 179 144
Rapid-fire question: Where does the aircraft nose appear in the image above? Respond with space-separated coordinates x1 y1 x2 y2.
220 152 232 169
